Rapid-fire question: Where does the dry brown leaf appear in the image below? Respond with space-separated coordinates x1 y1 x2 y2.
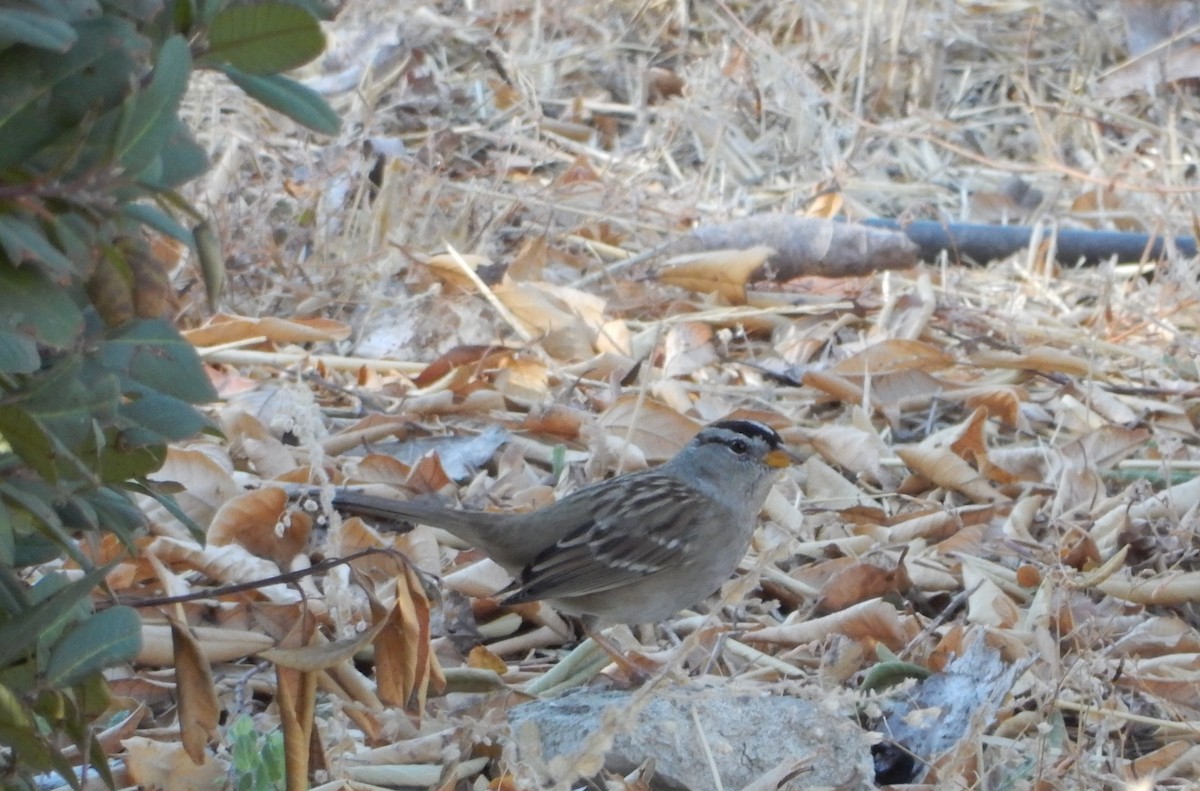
815 559 910 614
1061 425 1152 472
147 536 299 603
802 455 874 511
123 736 226 789
805 190 844 219
167 614 220 765
332 515 415 582
492 279 606 359
411 345 517 389
494 354 551 399
962 387 1025 429
896 447 1007 503
321 414 414 455
970 346 1095 378
646 65 685 103
1093 569 1200 606
208 488 310 567
184 313 351 347
261 621 387 672
522 404 587 440
144 444 240 537
138 623 276 666
662 321 717 378
962 568 1021 628
144 548 191 601
351 453 412 485
468 644 509 674
400 563 443 713
1099 43 1200 96
802 369 868 405
1069 188 1141 232
1117 654 1200 707
888 510 966 544
831 339 955 377
657 246 773 304
807 424 890 482
507 235 550 281
222 406 300 472
442 557 513 599
747 598 917 650
420 251 491 290
1111 615 1200 658
946 407 990 461
862 371 953 417
370 565 441 713
370 589 408 709
276 660 317 789
406 451 455 494
597 397 701 463
1129 741 1196 780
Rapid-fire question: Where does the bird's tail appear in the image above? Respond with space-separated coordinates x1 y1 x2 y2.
331 489 504 543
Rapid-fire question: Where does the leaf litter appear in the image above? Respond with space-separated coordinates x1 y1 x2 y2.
77 0 1200 787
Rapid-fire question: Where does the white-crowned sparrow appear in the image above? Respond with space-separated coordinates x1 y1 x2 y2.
332 419 790 625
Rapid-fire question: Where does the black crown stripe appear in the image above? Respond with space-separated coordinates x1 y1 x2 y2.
706 419 783 448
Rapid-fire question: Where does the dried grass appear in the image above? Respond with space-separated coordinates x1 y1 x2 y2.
128 0 1200 787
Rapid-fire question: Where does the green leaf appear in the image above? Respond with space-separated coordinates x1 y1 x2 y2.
116 35 191 177
202 2 324 74
0 501 14 567
11 527 63 568
45 605 141 687
0 481 85 565
115 0 162 22
0 214 75 274
0 329 39 373
171 0 195 33
10 361 123 460
99 318 218 404
55 491 98 532
117 386 210 446
0 405 56 481
0 16 141 169
76 487 146 547
859 658 931 694
83 732 117 789
193 220 224 307
0 683 52 773
0 8 77 51
95 434 169 481
122 202 193 244
144 118 209 188
220 66 340 134
46 211 93 267
198 0 232 25
0 564 112 669
0 255 85 354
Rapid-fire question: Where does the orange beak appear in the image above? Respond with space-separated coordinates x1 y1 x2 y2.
764 449 792 469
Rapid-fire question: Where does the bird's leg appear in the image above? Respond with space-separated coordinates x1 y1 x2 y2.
580 617 660 685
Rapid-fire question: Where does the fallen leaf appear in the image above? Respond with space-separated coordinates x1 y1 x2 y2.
657 246 773 304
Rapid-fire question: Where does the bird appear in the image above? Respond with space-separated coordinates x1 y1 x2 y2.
330 419 791 626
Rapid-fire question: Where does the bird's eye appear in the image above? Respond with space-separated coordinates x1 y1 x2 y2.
728 439 749 454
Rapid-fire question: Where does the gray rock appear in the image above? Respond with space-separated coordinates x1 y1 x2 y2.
504 682 873 790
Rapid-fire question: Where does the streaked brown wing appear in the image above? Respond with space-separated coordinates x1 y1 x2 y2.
503 473 708 603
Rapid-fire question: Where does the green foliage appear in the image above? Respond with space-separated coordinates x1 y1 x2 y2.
202 3 325 74
228 715 286 791
0 0 339 786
